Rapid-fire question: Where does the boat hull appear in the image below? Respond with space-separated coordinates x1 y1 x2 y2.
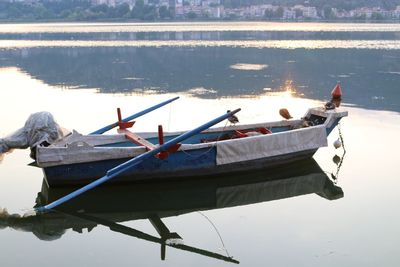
43 148 317 187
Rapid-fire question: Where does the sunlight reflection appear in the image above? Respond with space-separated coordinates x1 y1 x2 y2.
0 67 320 135
0 40 400 50
1 22 400 33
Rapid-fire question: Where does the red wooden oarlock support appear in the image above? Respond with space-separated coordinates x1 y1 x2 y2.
117 108 135 130
158 125 164 145
116 119 181 160
155 125 181 160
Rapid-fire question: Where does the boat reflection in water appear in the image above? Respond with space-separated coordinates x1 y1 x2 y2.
0 158 343 264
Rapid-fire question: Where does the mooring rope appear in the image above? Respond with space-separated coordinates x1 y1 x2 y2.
324 122 346 183
338 122 346 153
197 211 232 258
334 122 346 181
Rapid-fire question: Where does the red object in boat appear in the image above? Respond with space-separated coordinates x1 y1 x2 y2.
331 82 342 99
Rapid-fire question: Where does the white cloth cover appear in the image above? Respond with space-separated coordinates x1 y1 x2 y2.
216 126 327 165
0 112 64 155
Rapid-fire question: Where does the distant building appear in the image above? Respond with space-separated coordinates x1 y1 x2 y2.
159 0 169 7
91 0 116 7
394 6 400 18
302 6 318 18
203 6 223 18
283 8 296 19
202 0 220 7
246 5 273 18
183 5 202 16
116 0 136 8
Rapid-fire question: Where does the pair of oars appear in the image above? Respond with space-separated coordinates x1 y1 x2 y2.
36 99 240 212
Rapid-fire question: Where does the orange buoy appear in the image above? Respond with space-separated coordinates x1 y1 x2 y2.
331 81 342 99
279 108 292 120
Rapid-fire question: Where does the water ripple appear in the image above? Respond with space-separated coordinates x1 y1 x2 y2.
1 22 400 33
1 39 400 49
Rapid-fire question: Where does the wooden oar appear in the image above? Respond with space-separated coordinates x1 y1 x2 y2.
36 108 241 213
90 96 179 135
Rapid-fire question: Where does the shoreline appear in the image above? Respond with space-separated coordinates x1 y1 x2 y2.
0 19 400 24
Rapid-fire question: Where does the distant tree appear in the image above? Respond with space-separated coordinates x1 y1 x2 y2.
60 9 72 19
371 12 384 20
187 11 197 19
159 5 171 19
7 5 23 19
168 7 175 18
116 3 130 18
264 8 274 19
354 14 366 20
381 0 397 10
323 6 334 19
228 13 238 20
143 5 157 20
34 5 53 19
274 6 284 18
91 4 109 14
231 0 241 8
131 0 144 19
295 8 303 18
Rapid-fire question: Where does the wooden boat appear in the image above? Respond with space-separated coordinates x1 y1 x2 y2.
29 83 347 212
36 104 347 187
2 159 343 263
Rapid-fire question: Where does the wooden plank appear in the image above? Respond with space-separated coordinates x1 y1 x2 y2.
118 129 156 151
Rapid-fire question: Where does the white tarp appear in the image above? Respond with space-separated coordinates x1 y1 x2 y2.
0 112 65 157
216 126 327 165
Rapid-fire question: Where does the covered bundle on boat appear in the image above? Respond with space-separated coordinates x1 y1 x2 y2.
0 112 66 158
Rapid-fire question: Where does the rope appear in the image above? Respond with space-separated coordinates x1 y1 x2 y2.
322 122 347 183
334 122 346 182
167 101 173 132
338 122 346 153
197 211 232 258
179 120 230 159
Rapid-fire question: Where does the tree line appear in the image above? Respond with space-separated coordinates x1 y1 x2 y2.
0 0 173 21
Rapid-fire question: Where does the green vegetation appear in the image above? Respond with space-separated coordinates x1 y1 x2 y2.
263 6 284 20
0 0 170 21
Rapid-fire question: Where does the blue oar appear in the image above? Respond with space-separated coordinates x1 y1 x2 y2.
36 108 241 213
90 96 179 135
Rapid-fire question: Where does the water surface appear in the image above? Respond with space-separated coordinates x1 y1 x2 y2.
0 22 399 267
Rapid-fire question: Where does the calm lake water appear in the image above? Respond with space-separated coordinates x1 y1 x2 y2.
0 22 399 266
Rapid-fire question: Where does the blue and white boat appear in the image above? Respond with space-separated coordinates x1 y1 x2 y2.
36 103 347 187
